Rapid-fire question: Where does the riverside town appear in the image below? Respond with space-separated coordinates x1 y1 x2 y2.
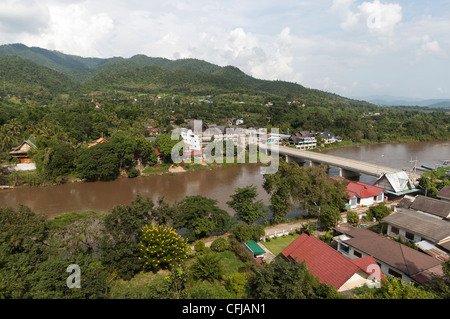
0 9 450 308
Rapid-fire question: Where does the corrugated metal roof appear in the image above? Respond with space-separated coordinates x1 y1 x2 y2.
245 240 265 255
415 240 450 262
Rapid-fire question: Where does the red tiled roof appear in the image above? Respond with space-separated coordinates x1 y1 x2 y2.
282 234 371 290
153 148 162 156
183 150 203 157
88 137 108 148
346 181 383 199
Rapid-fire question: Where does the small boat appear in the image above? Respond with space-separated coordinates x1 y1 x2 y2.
421 164 433 170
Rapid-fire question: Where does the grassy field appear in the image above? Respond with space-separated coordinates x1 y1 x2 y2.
142 164 170 174
108 250 247 299
262 233 300 256
422 166 450 179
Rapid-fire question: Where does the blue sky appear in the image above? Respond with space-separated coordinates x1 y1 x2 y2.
0 0 449 99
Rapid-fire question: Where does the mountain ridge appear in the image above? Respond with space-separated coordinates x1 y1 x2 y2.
0 43 374 108
351 94 450 108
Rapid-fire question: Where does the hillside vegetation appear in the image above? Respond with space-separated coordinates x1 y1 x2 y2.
0 43 374 108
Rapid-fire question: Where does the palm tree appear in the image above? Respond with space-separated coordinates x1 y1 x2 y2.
0 126 14 151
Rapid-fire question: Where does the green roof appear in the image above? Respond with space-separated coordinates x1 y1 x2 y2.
245 240 265 256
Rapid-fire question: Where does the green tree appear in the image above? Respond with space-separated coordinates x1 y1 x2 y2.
110 132 137 170
135 136 158 166
28 253 112 299
263 161 347 224
32 138 76 182
227 185 266 224
99 195 153 280
318 205 343 230
366 202 391 221
229 224 265 243
76 142 120 181
246 258 339 299
174 195 233 240
155 133 183 163
0 205 48 254
263 160 293 224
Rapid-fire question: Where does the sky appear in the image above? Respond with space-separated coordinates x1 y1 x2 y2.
0 0 449 100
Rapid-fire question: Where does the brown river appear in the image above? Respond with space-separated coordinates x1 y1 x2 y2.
0 140 448 218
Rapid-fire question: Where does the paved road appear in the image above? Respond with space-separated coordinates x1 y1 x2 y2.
263 145 408 178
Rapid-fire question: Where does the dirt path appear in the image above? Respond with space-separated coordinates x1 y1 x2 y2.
168 165 186 173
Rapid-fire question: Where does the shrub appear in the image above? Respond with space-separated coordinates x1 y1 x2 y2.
126 168 140 178
194 240 206 253
210 237 230 252
225 272 248 297
191 252 224 282
346 211 359 225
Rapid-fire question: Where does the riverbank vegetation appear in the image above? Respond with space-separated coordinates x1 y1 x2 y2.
418 166 450 197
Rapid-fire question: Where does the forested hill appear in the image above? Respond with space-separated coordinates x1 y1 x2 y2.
0 56 77 98
0 43 373 107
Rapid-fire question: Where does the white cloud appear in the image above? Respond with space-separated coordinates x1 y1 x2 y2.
331 0 402 39
22 3 114 57
415 35 447 60
0 0 50 35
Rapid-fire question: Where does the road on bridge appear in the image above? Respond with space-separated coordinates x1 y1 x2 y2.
262 145 416 179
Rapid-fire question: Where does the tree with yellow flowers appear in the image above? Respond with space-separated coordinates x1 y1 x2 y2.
139 224 190 271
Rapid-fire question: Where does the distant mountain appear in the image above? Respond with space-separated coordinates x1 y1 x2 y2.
0 43 375 108
354 95 450 108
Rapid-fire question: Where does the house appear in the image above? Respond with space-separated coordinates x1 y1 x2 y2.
145 126 160 135
398 195 450 220
345 181 384 209
437 186 450 202
88 137 108 148
373 171 418 197
382 210 450 262
333 225 445 285
285 130 317 150
281 233 383 292
318 132 336 144
180 128 202 151
9 137 37 164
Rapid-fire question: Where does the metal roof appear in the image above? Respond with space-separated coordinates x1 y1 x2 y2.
245 240 265 256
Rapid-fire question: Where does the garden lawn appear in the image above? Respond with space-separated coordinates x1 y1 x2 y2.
262 233 300 256
217 251 246 276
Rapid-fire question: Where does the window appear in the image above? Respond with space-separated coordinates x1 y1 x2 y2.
339 244 350 254
353 250 362 258
388 268 402 279
406 232 415 241
391 226 399 235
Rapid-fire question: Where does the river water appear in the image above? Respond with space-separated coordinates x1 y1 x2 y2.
0 140 448 218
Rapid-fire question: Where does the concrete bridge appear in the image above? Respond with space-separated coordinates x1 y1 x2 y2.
261 145 405 179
